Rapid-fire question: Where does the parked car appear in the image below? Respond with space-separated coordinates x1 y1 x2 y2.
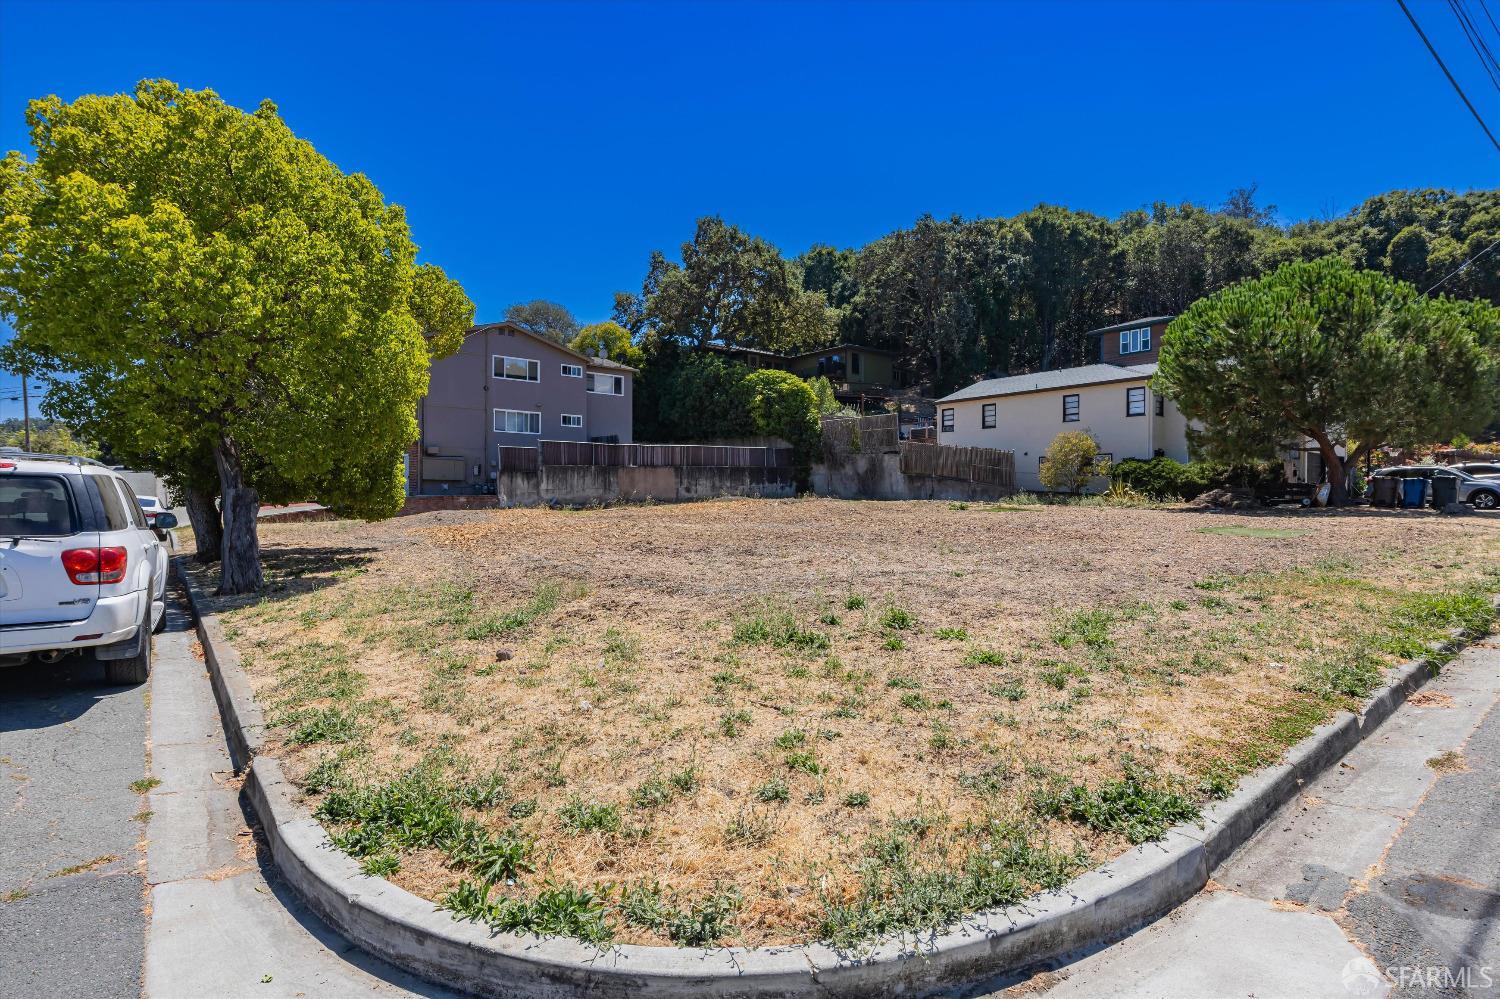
1450 461 1500 478
1368 465 1500 510
0 448 177 682
136 494 163 524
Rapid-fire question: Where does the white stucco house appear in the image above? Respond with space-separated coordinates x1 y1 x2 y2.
935 317 1195 492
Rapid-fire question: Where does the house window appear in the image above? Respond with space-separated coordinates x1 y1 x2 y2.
1118 328 1152 355
561 363 583 378
493 355 540 381
1063 394 1080 422
940 408 955 433
981 403 996 429
1155 393 1165 417
1126 386 1146 416
493 409 541 434
587 373 624 395
851 352 862 377
561 414 583 428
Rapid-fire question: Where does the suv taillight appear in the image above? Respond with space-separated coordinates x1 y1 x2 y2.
61 547 128 585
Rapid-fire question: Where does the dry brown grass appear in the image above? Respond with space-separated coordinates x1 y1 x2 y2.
190 497 1500 946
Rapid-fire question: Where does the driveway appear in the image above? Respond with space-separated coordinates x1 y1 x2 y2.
0 645 148 999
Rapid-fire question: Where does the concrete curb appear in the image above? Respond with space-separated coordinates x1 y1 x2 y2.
172 555 1486 998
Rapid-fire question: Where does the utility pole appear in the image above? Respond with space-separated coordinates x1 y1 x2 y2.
20 372 30 452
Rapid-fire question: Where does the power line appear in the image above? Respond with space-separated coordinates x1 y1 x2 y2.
1448 0 1500 90
1479 0 1500 38
1423 232 1500 294
1397 0 1500 151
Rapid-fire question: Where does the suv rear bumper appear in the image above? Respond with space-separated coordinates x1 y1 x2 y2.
0 590 143 657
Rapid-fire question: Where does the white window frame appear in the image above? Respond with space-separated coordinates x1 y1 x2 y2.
1062 394 1080 422
493 355 541 382
981 402 996 429
493 408 541 434
1126 386 1146 417
560 413 583 428
1119 327 1152 355
560 363 583 378
587 372 624 395
940 408 955 433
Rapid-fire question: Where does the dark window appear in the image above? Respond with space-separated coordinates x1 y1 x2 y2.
851 352 862 377
1063 394 1080 422
941 408 955 433
93 475 132 530
113 478 147 529
981 403 996 429
1155 393 1165 417
0 475 76 536
1126 387 1146 416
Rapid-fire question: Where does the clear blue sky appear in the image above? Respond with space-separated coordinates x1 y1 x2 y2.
1 0 1498 416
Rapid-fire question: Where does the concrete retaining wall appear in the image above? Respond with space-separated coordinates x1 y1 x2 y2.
812 452 1012 502
173 557 1493 999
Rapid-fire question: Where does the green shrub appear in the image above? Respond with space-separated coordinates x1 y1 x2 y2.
1039 431 1107 494
1033 762 1199 843
1109 456 1280 500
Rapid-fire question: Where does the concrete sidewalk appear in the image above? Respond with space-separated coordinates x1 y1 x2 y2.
993 639 1500 999
141 590 456 999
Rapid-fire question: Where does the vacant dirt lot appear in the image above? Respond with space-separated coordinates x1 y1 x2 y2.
193 498 1499 948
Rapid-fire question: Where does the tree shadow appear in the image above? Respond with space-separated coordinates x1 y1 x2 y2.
183 546 379 614
1177 504 1499 524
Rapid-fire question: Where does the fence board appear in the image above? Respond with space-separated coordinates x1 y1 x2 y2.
821 413 900 456
496 446 540 472
532 441 787 469
899 441 1015 491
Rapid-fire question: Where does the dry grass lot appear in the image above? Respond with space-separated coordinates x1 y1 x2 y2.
191 497 1500 950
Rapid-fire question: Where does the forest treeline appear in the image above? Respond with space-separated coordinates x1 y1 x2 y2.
610 187 1500 395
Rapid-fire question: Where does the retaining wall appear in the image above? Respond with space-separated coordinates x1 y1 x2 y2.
812 452 1013 502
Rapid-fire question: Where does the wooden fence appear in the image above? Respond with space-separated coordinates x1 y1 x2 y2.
821 413 900 456
899 441 1015 490
496 445 539 471
510 441 791 469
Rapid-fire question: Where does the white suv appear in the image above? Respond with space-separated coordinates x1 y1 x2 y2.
0 449 174 683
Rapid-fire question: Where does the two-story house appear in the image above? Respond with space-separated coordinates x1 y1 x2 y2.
934 317 1192 492
407 322 635 494
704 342 902 403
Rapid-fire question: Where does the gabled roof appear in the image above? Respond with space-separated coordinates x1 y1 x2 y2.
1085 316 1175 337
937 363 1157 403
467 321 639 372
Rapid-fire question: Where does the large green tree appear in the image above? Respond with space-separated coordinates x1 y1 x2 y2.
504 299 580 344
621 216 834 353
0 81 472 593
570 320 644 369
1155 258 1500 505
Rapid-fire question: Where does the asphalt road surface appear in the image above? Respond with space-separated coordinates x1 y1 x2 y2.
0 647 148 999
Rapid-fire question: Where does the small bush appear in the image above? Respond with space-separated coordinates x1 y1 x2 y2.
558 798 621 835
845 595 867 610
934 627 968 641
842 791 871 808
773 729 807 749
880 606 917 631
1033 762 1199 843
965 648 1007 667
1039 431 1107 494
755 777 790 803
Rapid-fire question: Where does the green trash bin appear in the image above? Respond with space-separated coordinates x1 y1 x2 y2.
1430 474 1458 509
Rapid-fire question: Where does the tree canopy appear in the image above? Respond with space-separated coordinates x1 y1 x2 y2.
504 299 580 344
614 188 1500 397
0 80 473 592
1155 258 1500 504
570 320 644 369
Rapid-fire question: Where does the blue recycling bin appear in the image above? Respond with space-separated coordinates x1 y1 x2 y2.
1401 477 1427 509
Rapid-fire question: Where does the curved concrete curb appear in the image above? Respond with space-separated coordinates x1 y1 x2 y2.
172 555 1487 998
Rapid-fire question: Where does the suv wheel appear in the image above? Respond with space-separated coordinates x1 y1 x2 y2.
1472 490 1499 511
104 607 152 685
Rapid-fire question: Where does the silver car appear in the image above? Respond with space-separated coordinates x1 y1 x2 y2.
1370 465 1500 510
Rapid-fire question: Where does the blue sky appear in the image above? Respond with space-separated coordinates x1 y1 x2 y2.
2 0 1499 415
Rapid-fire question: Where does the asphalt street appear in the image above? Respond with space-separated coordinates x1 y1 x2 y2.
0 642 148 999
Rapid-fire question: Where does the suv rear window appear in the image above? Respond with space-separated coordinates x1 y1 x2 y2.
0 475 77 536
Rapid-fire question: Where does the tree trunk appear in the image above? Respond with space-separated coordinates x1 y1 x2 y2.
184 486 222 564
1309 431 1349 506
213 435 263 594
